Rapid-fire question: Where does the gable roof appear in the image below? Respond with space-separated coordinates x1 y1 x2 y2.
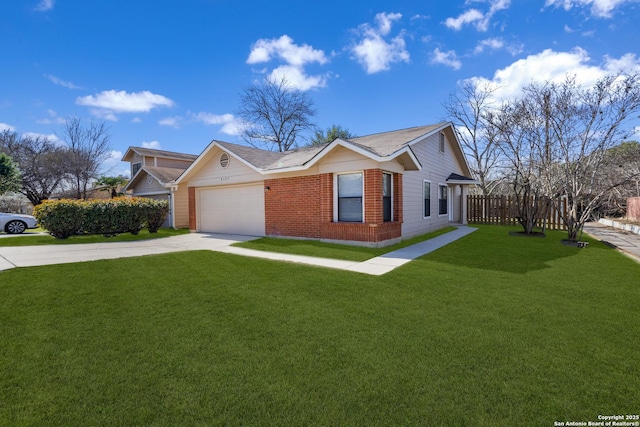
121 146 198 162
349 123 447 156
124 165 188 191
175 125 456 184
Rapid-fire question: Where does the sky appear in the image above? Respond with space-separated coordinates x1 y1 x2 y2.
1 0 639 177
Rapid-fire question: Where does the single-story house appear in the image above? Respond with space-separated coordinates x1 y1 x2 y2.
123 122 479 246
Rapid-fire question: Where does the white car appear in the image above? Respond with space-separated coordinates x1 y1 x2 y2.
0 212 38 234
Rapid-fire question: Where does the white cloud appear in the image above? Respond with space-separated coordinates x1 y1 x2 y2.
431 48 462 70
544 0 634 18
445 9 484 31
89 109 119 122
36 109 66 125
141 141 161 149
466 48 640 102
131 117 142 123
351 12 410 74
158 116 182 128
247 35 328 67
0 123 15 132
192 112 242 136
34 0 54 12
22 132 63 145
445 0 511 31
99 150 130 176
44 74 82 89
474 37 505 54
76 90 174 120
269 65 327 91
247 35 329 91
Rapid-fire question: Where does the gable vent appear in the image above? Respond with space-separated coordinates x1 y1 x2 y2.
220 152 230 168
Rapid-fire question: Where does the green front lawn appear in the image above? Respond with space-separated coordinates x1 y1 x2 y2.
232 226 456 261
0 225 638 426
0 227 190 246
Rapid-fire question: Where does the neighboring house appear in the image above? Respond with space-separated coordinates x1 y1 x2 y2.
123 122 478 246
122 147 198 228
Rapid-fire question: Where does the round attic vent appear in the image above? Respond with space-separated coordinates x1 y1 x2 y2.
220 152 230 168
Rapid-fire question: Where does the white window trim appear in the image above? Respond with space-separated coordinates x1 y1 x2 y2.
132 162 142 177
423 179 432 219
334 171 365 223
383 172 393 222
438 183 448 217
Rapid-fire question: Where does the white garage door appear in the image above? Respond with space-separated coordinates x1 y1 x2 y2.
198 184 265 236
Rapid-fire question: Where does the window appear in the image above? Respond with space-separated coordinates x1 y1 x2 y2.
220 152 230 168
383 173 392 222
132 162 142 177
423 181 431 218
438 184 448 215
439 132 445 153
337 173 363 222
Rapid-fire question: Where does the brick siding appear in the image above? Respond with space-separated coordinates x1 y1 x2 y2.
188 187 196 231
264 175 322 238
264 169 402 244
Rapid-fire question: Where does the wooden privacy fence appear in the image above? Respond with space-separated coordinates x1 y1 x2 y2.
467 195 568 230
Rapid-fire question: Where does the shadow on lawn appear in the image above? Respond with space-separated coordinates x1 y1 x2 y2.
421 226 589 274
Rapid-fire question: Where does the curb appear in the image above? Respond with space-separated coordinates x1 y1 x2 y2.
598 219 640 235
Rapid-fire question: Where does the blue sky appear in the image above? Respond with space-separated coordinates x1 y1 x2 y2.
1 0 639 177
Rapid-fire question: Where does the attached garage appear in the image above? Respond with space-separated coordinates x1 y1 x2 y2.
197 183 265 236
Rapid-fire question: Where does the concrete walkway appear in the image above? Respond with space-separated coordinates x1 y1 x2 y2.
0 226 478 275
583 222 640 263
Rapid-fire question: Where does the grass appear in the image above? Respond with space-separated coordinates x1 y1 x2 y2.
0 227 190 246
0 225 638 426
232 226 457 261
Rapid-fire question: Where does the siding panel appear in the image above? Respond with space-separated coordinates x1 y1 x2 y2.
402 131 467 238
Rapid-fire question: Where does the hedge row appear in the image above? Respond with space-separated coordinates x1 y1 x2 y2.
33 197 170 239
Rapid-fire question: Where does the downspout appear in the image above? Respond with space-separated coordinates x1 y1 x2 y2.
460 184 464 224
169 185 178 229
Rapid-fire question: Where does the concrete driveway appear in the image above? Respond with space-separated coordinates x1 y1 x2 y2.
0 226 479 275
0 233 257 271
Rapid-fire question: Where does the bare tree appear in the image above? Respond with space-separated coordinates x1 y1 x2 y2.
529 75 640 241
443 81 503 196
595 141 640 217
237 76 316 152
0 130 67 205
60 117 112 200
490 74 640 240
489 100 548 235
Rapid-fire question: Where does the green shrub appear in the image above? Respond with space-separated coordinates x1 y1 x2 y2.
33 197 169 239
33 199 85 239
82 198 145 236
141 199 169 233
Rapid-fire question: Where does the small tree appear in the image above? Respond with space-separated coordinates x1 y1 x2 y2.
310 125 356 145
489 74 640 241
0 153 21 195
95 175 128 198
489 101 548 235
237 76 316 152
526 74 640 241
0 130 68 205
